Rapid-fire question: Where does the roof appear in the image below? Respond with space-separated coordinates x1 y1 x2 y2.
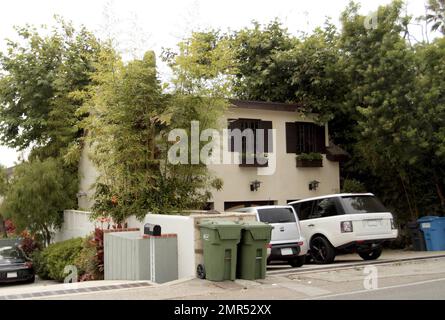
288 193 375 204
326 141 350 162
229 99 303 112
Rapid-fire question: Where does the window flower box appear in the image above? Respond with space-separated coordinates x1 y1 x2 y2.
296 153 323 168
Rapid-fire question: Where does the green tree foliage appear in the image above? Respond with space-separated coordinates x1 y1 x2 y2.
0 165 8 237
0 17 101 163
0 158 77 246
85 44 224 223
426 0 445 34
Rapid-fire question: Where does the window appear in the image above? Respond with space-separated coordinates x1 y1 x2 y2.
309 198 339 219
340 196 388 214
224 200 276 211
293 201 314 221
228 118 273 153
257 208 296 224
286 122 326 154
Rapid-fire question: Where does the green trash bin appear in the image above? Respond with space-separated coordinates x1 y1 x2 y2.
198 220 243 281
237 221 273 280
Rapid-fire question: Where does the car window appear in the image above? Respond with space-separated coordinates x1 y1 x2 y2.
293 201 314 221
341 196 388 214
257 208 297 224
0 246 24 260
309 198 339 219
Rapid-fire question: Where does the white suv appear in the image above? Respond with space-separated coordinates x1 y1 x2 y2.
289 193 398 264
235 205 308 267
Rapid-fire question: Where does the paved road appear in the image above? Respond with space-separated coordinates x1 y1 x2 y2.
315 278 445 300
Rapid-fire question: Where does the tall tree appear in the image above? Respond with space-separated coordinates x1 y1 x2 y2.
0 165 8 237
0 158 77 246
0 17 101 163
426 0 445 34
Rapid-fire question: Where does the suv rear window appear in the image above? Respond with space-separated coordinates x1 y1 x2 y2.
257 208 296 223
341 196 388 214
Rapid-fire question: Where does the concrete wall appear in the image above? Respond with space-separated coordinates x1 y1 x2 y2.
208 107 340 211
56 210 257 280
53 210 96 242
77 143 100 210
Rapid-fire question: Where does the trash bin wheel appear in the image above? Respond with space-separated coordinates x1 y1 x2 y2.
197 264 206 279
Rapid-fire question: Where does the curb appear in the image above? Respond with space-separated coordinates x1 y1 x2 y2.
267 254 445 277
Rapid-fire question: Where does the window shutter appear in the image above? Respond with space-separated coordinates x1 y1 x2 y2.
259 121 273 153
227 119 242 152
317 125 326 153
285 122 297 153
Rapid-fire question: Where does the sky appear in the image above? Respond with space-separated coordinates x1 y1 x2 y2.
0 0 430 167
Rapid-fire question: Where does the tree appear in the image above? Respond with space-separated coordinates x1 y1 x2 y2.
0 17 101 163
426 0 445 34
0 158 77 246
85 44 224 223
0 165 8 237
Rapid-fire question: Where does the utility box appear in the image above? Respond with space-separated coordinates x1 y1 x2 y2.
198 220 242 281
104 231 178 283
237 221 273 280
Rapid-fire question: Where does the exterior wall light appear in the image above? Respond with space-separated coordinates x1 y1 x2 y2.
250 180 262 192
309 180 320 191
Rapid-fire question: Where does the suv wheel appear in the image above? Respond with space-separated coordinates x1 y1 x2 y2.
358 247 382 261
289 256 305 268
310 236 336 264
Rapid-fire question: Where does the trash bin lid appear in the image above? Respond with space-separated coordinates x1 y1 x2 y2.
199 220 242 240
240 221 273 241
418 216 440 223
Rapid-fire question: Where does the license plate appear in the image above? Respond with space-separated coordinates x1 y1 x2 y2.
364 220 381 227
421 223 431 229
281 248 293 256
7 272 17 279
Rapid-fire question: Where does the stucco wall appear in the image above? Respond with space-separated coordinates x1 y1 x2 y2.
208 107 340 211
77 106 341 212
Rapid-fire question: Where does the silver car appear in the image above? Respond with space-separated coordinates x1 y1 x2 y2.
235 205 308 267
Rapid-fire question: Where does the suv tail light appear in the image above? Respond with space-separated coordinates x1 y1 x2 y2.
266 243 272 249
341 221 353 233
297 241 304 246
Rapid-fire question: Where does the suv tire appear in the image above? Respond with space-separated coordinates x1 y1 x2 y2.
289 256 305 268
310 236 336 264
358 247 382 261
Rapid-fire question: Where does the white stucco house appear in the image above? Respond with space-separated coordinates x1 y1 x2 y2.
77 100 348 212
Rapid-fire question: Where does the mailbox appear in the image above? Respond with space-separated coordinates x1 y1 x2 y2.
144 223 161 236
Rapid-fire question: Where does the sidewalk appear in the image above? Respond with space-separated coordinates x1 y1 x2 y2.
1 249 445 300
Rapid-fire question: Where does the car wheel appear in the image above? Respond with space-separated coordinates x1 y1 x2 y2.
24 275 35 284
358 247 382 261
310 236 336 264
289 256 305 268
197 264 206 279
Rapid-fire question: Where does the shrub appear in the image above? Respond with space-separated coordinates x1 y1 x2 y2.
19 231 41 257
296 152 323 161
75 228 105 281
33 238 83 282
341 179 367 193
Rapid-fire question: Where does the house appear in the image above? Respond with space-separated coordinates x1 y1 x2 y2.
77 100 347 212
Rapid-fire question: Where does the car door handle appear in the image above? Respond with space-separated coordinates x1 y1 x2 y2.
279 227 285 232
308 224 315 227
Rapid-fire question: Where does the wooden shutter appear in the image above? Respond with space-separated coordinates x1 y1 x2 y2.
285 122 297 153
259 120 273 153
227 119 242 152
317 125 327 153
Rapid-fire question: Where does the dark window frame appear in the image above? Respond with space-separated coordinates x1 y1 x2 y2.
286 122 326 154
